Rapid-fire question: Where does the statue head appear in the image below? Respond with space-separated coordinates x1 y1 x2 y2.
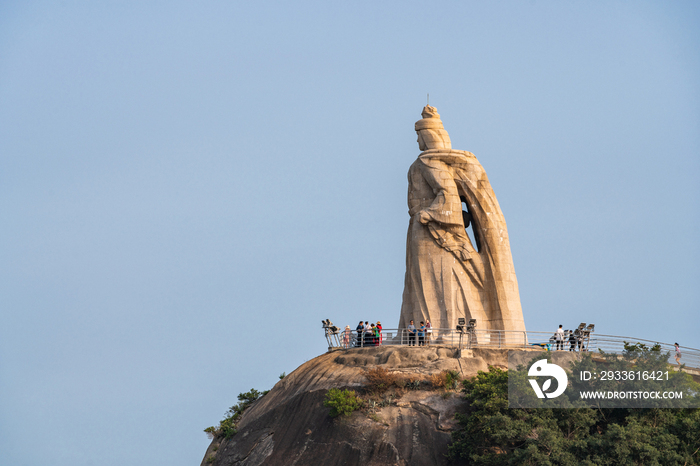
415 105 452 150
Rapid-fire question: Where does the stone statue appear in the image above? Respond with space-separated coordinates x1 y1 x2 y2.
398 105 526 335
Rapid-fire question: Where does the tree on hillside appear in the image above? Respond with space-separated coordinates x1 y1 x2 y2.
449 347 700 465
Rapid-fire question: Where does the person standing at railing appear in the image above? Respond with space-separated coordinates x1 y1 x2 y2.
376 321 383 346
365 321 373 345
574 329 583 352
574 328 582 351
418 322 426 346
555 325 564 351
370 323 379 346
342 326 352 349
407 320 417 346
425 320 432 346
568 330 576 351
356 321 364 347
675 343 682 365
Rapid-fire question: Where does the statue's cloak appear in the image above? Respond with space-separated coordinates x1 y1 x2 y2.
398 149 526 333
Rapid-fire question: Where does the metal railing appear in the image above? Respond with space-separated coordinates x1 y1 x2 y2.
323 327 700 370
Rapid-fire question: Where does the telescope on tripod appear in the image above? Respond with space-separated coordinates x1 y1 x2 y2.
456 318 477 349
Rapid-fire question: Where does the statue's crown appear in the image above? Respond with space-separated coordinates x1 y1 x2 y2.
421 105 440 119
415 105 445 131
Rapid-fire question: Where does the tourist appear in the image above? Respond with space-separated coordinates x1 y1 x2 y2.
574 328 582 351
407 320 416 346
555 325 564 351
356 321 364 347
365 322 373 346
675 343 682 365
425 320 432 346
343 325 352 349
568 330 576 351
370 323 380 346
418 321 426 346
376 321 383 346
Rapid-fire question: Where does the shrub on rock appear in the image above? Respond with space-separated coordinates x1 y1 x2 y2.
324 388 363 417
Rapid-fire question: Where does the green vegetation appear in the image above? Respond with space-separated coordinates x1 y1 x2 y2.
323 388 363 417
327 367 432 420
430 369 461 390
279 372 286 380
449 345 700 465
445 369 461 390
204 388 269 439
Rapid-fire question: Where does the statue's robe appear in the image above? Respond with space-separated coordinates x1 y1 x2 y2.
398 149 526 334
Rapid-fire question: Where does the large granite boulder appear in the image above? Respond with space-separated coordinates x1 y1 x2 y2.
200 346 543 466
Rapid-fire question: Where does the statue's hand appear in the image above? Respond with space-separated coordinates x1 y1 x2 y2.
417 211 431 225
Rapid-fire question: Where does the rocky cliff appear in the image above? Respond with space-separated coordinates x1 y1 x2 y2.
200 346 548 466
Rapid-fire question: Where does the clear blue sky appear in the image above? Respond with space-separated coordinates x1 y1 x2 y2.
1 1 698 465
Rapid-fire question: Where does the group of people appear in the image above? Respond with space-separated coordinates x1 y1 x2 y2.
406 319 432 346
338 321 686 366
551 325 585 351
339 319 435 348
341 321 383 348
